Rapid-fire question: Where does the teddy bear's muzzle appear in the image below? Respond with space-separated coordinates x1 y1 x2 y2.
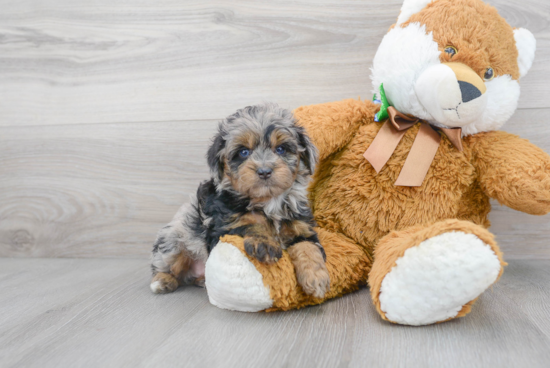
415 62 487 128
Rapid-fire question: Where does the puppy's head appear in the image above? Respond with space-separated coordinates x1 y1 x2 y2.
207 103 317 200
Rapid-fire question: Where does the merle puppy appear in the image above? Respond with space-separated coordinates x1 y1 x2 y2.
150 103 330 298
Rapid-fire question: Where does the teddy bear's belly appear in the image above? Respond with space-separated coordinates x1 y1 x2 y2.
310 124 490 253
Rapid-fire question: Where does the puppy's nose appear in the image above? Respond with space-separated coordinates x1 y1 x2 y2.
458 81 482 103
257 168 273 180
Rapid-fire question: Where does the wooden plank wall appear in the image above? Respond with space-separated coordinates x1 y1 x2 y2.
1 0 549 259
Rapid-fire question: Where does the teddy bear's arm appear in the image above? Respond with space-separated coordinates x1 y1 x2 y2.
472 131 550 215
293 99 377 162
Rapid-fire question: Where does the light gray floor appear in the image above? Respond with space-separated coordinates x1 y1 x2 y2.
2 258 550 368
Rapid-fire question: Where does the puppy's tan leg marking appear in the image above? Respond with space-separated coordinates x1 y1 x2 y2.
279 220 316 241
193 276 205 288
150 272 179 294
170 252 193 282
168 251 206 287
287 241 330 298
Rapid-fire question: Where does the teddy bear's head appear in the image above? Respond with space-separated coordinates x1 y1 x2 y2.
371 0 536 135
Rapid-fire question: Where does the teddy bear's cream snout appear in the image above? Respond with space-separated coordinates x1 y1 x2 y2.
415 62 488 128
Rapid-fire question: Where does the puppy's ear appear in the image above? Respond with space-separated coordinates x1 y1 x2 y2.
296 125 318 175
206 130 226 183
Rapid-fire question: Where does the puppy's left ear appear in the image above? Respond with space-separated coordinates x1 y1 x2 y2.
296 126 318 175
207 129 226 183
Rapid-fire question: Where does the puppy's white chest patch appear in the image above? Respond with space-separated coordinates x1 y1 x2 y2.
273 220 281 234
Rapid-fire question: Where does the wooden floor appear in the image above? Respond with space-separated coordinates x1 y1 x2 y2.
1 258 549 368
2 1 550 367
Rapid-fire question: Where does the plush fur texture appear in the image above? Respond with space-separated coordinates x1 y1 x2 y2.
150 103 330 298
378 231 501 325
206 241 273 312
396 0 434 25
370 219 505 325
208 231 371 311
204 0 550 326
513 28 536 79
371 0 534 136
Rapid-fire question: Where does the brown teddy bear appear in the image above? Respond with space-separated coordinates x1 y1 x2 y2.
203 0 549 325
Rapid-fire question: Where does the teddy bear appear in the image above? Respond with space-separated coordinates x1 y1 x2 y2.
202 0 549 325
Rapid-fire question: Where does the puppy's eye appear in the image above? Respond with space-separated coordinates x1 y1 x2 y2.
239 149 251 158
484 67 494 81
444 46 457 58
275 146 285 155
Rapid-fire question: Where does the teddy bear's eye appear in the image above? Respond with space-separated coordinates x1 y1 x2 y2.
484 67 494 81
444 46 457 57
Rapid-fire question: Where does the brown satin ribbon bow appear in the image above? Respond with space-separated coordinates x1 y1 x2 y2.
363 106 463 187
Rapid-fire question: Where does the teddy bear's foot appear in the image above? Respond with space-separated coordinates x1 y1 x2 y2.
205 229 371 312
205 240 273 312
369 220 506 326
378 232 500 325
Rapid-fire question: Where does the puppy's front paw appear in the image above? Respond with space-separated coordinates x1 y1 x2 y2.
296 262 330 299
287 241 330 299
150 272 179 294
244 235 282 264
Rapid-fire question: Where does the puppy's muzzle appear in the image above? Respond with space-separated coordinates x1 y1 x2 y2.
257 167 273 180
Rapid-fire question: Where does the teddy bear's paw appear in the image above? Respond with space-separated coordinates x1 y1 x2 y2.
205 241 273 312
378 231 501 326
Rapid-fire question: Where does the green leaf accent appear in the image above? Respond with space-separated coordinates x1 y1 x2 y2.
375 83 390 122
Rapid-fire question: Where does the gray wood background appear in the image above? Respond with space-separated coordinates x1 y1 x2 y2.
1 0 549 259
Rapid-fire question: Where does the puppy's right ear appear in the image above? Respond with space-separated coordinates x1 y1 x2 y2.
207 130 226 183
296 125 318 176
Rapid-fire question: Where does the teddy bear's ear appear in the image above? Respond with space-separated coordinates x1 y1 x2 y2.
396 0 435 25
514 28 536 79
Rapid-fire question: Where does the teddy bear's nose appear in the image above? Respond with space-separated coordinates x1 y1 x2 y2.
444 62 486 102
458 81 482 103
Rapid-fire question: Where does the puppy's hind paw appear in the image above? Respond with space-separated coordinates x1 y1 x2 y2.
150 272 179 294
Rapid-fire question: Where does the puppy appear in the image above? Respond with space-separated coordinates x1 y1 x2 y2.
150 103 330 298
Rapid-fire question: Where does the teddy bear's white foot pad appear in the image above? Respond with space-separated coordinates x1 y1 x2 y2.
205 241 273 312
379 231 501 326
